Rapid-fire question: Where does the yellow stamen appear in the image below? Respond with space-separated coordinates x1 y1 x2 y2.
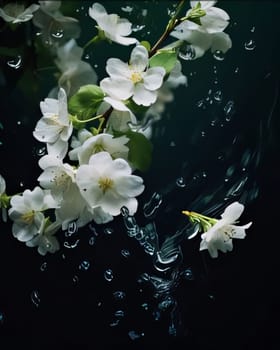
182 210 191 216
98 177 114 193
21 210 35 224
131 71 143 84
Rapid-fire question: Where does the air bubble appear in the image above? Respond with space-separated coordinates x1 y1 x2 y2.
176 177 186 188
244 39 256 50
113 291 126 300
121 249 131 258
40 262 47 272
104 269 114 282
104 227 113 235
213 50 225 61
213 90 223 102
79 260 90 271
51 28 64 39
89 236 95 246
182 268 194 280
179 45 196 61
35 146 46 156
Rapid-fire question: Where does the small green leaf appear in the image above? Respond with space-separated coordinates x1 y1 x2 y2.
113 130 153 172
149 50 177 74
68 84 105 120
125 99 149 118
140 40 151 51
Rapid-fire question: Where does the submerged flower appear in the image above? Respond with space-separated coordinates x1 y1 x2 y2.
0 3 39 23
199 202 252 258
100 45 166 106
33 88 73 159
88 2 138 46
25 220 61 255
8 187 58 242
76 152 144 217
32 0 80 46
52 39 98 97
69 133 129 164
171 1 231 59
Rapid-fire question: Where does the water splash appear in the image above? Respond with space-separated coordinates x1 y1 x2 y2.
65 221 77 237
63 239 80 249
143 192 162 218
7 55 22 69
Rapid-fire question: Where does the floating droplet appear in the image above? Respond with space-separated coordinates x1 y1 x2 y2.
79 260 90 271
113 291 126 301
66 221 77 237
51 28 64 39
182 268 194 280
104 227 113 235
31 290 40 307
143 192 162 218
213 90 223 102
121 5 133 13
120 206 129 217
141 303 149 311
121 249 131 258
7 55 22 69
250 26 255 33
224 100 235 121
63 239 80 249
153 310 161 321
88 223 98 236
72 275 79 284
114 310 125 318
244 39 256 50
40 262 47 272
110 319 120 327
176 177 186 188
128 330 144 340
132 24 145 32
89 236 95 246
179 45 196 61
234 67 239 74
213 50 225 61
35 146 46 156
104 269 114 282
196 99 206 109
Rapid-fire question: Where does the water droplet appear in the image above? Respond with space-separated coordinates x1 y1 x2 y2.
7 55 22 69
35 146 46 157
196 99 206 109
88 223 98 236
234 67 239 74
143 192 162 218
17 120 21 125
113 291 126 301
89 236 95 246
170 141 176 147
153 310 161 321
79 260 90 271
114 310 125 318
132 24 145 32
121 249 131 258
65 221 77 237
201 131 206 137
40 262 47 272
19 181 24 187
250 26 255 33
84 54 90 60
208 294 215 301
104 269 114 282
120 206 129 217
72 275 79 284
104 227 113 235
244 39 256 50
179 45 196 61
0 311 4 324
121 5 133 13
128 330 144 340
30 290 40 307
158 296 175 311
176 177 186 188
110 319 120 327
224 100 235 120
213 50 225 61
213 90 223 102
63 239 80 249
182 268 194 280
141 303 149 311
51 28 64 39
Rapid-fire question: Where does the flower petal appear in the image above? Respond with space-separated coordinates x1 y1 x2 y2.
130 45 148 72
106 58 131 78
100 77 133 100
133 83 157 106
221 202 244 223
143 67 165 91
114 175 144 197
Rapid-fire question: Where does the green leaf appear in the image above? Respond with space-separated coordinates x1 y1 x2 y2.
149 50 177 74
125 99 149 118
68 84 105 120
113 130 153 172
140 40 151 51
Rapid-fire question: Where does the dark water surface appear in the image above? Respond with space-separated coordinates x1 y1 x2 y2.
0 1 280 348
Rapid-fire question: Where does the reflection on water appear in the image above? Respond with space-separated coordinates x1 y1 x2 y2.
0 0 279 346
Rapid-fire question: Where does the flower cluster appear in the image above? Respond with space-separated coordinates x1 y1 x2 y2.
0 1 252 258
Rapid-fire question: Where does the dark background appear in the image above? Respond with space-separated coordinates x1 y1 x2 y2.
0 1 280 349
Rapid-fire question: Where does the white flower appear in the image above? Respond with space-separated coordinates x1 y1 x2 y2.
37 155 76 201
170 1 231 59
51 39 98 97
200 202 252 258
0 3 39 23
100 45 166 106
88 2 138 46
33 88 73 159
8 187 58 242
25 220 61 255
76 152 144 217
32 1 80 46
69 133 129 164
0 174 8 222
187 1 230 34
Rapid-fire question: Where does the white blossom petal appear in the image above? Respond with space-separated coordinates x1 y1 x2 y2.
143 67 165 91
133 83 157 106
100 77 133 100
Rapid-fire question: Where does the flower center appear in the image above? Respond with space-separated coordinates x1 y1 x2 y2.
92 143 105 153
98 177 114 193
130 71 143 84
21 210 35 225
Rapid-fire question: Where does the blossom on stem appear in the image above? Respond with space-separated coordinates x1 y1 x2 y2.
100 45 166 106
88 2 138 46
76 152 144 217
33 88 73 159
8 187 58 243
171 1 232 59
69 133 129 164
0 3 39 24
0 174 8 222
199 202 252 258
